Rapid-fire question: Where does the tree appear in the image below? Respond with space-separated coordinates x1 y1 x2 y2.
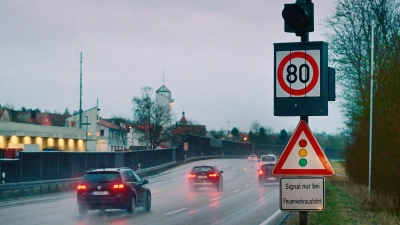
250 120 261 134
324 0 400 203
278 129 289 145
132 86 172 149
324 0 399 134
231 127 240 141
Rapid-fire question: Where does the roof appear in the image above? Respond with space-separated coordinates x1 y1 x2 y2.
88 167 132 173
156 85 171 93
98 118 124 130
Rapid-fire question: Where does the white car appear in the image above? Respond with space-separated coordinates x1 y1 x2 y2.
248 154 258 161
259 154 277 165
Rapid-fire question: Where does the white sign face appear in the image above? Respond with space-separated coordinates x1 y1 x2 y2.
280 177 325 211
276 50 321 98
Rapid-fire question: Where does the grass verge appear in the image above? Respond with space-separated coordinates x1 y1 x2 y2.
281 161 400 225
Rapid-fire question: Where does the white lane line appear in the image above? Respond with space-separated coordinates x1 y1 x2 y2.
245 184 249 187
210 197 221 201
259 209 282 225
233 189 240 193
164 208 187 215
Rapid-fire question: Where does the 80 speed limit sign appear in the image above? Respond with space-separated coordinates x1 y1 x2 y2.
276 50 320 97
273 42 330 116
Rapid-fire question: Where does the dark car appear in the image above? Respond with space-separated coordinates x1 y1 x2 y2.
77 167 151 215
188 165 223 192
258 164 279 186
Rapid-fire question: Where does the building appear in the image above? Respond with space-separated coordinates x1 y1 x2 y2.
155 85 174 125
0 107 85 151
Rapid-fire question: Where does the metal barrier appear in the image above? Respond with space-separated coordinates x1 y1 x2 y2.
0 177 81 198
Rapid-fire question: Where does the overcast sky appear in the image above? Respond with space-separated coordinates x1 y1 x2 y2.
0 0 343 134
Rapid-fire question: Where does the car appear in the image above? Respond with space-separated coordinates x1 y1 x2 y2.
248 154 258 161
259 154 277 165
258 163 279 185
188 165 223 192
77 167 151 215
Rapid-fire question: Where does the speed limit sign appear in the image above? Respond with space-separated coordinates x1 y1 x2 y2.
274 42 329 116
276 50 320 97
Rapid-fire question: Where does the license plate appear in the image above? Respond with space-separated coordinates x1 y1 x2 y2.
92 191 109 195
198 176 207 178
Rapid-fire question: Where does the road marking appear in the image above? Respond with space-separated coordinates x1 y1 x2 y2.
233 189 240 193
164 208 187 215
210 197 221 201
245 184 249 187
259 209 282 225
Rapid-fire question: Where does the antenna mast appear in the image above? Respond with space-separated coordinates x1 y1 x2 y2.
79 52 83 128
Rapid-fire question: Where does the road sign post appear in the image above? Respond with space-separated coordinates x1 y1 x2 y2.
276 1 335 224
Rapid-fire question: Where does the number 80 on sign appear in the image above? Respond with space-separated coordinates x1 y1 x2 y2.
276 50 321 98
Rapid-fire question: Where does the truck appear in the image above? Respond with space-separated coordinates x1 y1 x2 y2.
3 144 40 158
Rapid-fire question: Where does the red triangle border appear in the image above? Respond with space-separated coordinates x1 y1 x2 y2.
272 120 335 176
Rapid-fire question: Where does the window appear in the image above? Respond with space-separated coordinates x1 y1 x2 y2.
100 129 104 136
82 172 120 183
123 170 137 182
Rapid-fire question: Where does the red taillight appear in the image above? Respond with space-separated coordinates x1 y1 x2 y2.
77 185 87 190
208 173 218 178
112 184 124 189
258 170 264 175
188 174 196 178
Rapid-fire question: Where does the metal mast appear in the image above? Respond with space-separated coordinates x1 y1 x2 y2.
79 52 83 128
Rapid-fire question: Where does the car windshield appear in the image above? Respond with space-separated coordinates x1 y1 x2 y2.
192 167 213 172
82 172 121 183
261 156 275 161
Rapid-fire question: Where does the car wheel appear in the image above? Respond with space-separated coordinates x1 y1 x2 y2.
144 193 151 211
78 205 88 215
127 196 136 214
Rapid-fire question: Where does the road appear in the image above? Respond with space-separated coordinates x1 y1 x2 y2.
0 159 289 225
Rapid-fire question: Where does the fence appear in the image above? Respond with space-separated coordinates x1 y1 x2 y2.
0 134 344 184
0 148 175 183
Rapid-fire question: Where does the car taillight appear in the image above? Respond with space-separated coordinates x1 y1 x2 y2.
258 170 264 175
188 174 196 178
112 184 124 189
77 185 87 190
208 173 218 177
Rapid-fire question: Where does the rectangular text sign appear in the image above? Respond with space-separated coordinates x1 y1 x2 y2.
280 177 325 211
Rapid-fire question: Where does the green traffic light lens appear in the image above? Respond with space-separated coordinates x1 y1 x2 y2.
299 158 307 167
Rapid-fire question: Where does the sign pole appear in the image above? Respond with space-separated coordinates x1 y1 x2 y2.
299 116 308 225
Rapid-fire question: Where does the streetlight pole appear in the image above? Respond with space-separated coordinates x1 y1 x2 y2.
84 116 89 151
368 20 375 197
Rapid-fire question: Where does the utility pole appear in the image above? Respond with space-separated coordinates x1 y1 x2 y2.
368 20 375 197
79 52 83 128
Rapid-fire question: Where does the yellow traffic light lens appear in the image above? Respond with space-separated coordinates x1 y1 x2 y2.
299 149 307 157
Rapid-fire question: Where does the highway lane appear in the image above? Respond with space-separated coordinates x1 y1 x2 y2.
0 159 289 225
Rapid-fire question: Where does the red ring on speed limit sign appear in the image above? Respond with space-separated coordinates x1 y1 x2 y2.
277 52 319 96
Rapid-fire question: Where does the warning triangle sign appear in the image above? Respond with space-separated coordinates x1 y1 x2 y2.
272 120 335 176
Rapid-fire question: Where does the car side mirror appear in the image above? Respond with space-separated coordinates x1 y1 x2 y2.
143 179 149 185
220 171 223 174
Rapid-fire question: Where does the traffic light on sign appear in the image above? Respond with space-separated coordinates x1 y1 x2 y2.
282 3 314 34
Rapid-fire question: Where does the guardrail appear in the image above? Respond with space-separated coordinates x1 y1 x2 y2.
0 160 178 199
0 177 82 198
183 155 246 163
